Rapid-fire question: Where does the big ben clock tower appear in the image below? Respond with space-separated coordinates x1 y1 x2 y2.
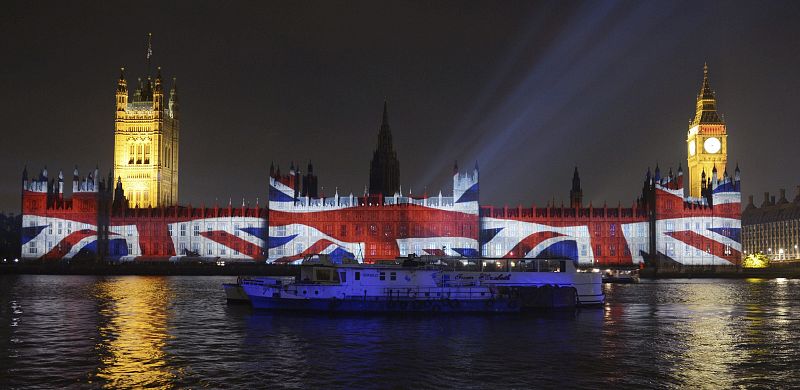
687 63 727 198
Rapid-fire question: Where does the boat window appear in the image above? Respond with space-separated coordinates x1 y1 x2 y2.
340 272 347 282
355 272 360 281
390 272 397 281
379 272 385 281
315 268 333 281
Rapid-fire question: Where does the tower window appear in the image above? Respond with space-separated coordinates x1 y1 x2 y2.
137 144 143 164
144 144 150 164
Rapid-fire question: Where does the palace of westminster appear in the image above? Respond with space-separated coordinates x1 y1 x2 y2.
16 37 799 264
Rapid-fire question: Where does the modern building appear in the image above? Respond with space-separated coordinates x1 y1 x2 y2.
742 187 800 260
20 63 743 266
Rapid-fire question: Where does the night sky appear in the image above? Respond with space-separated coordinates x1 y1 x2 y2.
2 1 799 213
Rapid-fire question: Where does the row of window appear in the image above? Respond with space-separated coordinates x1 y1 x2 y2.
117 222 255 237
274 224 474 238
106 241 245 257
272 223 650 239
126 143 174 168
128 143 150 165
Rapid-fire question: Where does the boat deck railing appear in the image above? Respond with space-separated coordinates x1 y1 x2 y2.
240 277 295 287
383 286 496 300
378 257 571 273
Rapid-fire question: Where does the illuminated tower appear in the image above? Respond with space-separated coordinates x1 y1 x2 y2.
368 100 400 196
687 63 727 198
113 34 180 208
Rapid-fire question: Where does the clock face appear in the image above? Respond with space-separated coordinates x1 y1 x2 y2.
689 141 696 156
703 137 721 154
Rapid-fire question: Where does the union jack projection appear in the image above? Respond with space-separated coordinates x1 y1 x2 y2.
21 168 268 262
21 164 741 266
267 166 480 264
480 168 741 266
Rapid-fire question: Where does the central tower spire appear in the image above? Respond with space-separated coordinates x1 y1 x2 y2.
368 99 401 197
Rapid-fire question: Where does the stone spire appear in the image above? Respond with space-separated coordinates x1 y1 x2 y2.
691 63 724 126
569 166 583 208
368 99 400 196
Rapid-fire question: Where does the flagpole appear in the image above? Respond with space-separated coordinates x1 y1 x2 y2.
146 32 153 75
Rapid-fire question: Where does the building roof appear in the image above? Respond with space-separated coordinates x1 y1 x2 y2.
691 63 724 126
743 200 800 224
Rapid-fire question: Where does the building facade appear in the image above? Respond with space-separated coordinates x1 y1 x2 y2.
20 168 266 261
20 65 743 266
742 187 800 260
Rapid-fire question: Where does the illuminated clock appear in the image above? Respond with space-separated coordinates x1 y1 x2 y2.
703 137 721 154
689 141 696 156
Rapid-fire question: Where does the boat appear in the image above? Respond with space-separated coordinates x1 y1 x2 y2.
223 277 250 303
601 268 640 284
223 276 295 304
240 255 604 312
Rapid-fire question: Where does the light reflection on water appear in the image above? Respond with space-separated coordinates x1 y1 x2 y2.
1 275 799 388
93 277 175 388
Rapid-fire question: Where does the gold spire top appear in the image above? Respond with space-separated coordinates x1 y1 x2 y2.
691 62 723 126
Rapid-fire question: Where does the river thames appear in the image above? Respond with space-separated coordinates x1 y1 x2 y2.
1 275 798 388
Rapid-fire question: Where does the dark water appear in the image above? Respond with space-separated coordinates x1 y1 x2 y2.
1 276 798 389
